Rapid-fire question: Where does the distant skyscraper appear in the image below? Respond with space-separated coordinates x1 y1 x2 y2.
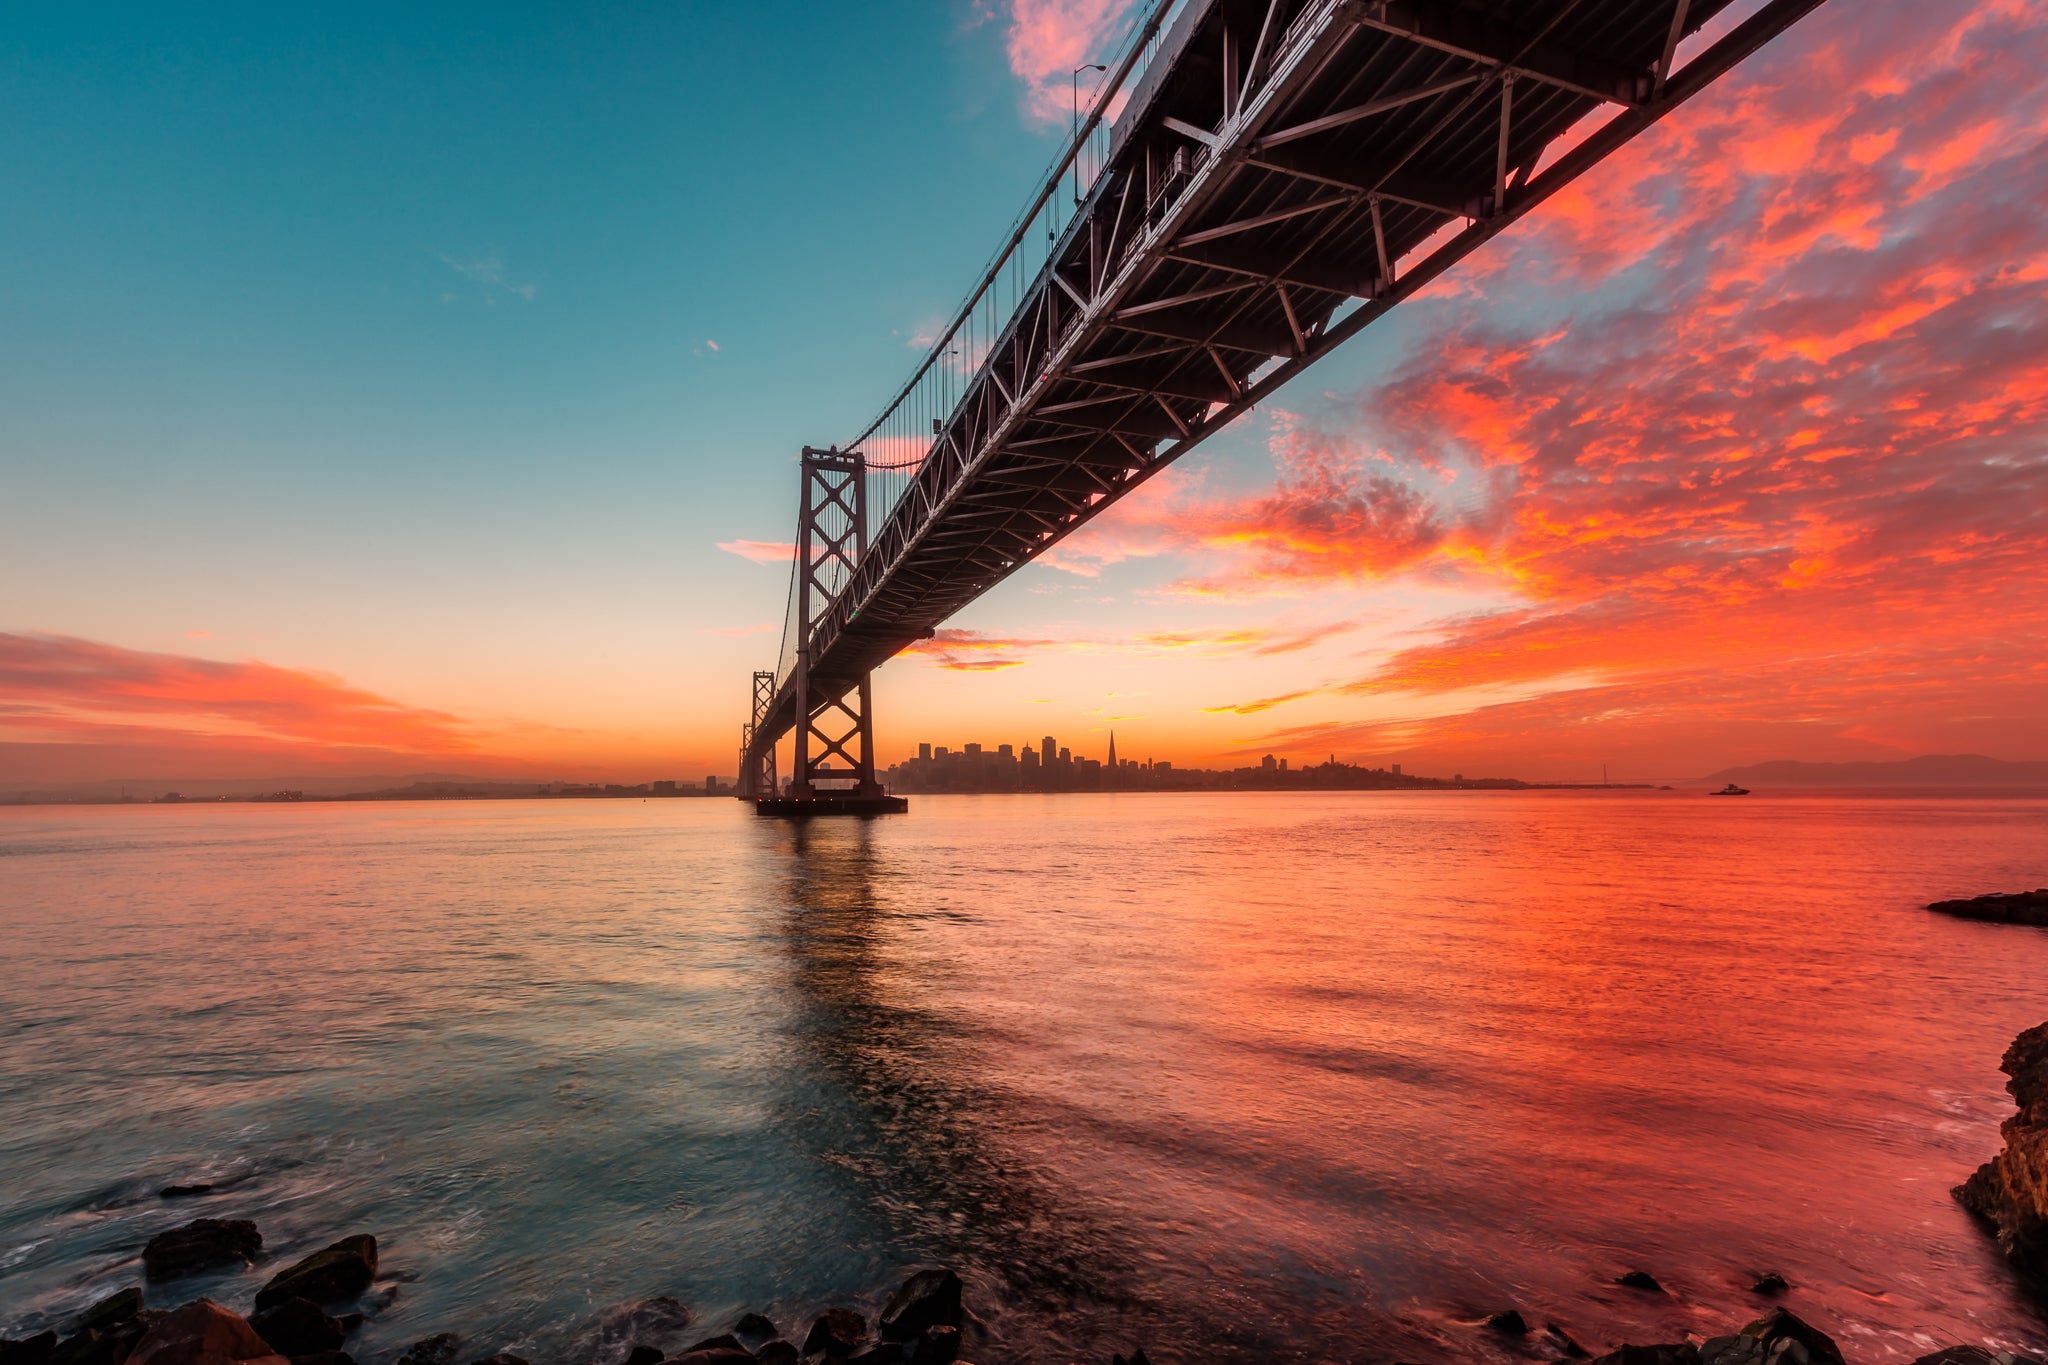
1107 731 1117 768
1041 735 1055 768
919 742 931 761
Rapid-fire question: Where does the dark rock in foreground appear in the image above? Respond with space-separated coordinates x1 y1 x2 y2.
1483 1310 1529 1335
801 1309 867 1359
391 1334 458 1365
123 1300 286 1365
1957 1020 2048 1298
159 1186 214 1200
1546 1322 1590 1358
1616 1271 1665 1292
143 1221 263 1282
1928 890 2048 926
254 1236 377 1311
1751 1273 1789 1296
248 1300 344 1358
879 1270 963 1343
1590 1345 1698 1365
730 1317 776 1345
1700 1307 1846 1365
0 1334 59 1365
75 1291 146 1336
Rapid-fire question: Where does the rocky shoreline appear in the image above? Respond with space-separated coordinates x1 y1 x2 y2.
1957 1021 2048 1294
7 1018 2048 1365
1927 890 2048 927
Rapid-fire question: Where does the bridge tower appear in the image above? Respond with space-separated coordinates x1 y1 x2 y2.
738 670 777 797
788 445 883 801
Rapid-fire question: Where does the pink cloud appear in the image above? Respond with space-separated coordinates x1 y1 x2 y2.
999 0 1141 124
717 539 795 566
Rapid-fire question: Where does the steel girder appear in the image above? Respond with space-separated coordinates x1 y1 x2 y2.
744 0 1830 760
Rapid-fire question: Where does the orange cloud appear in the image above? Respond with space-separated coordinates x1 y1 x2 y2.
901 628 1059 671
0 632 501 784
1100 0 2048 769
1202 689 1321 716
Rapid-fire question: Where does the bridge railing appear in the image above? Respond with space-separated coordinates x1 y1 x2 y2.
844 0 1198 555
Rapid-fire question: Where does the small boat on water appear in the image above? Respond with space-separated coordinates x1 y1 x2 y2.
1710 782 1751 796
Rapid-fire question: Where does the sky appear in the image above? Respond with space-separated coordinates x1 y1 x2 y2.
3 0 2045 790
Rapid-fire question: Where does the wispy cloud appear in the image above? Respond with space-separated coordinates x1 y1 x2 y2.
439 251 536 302
717 539 795 566
901 628 1057 671
1202 689 1321 716
996 0 1142 124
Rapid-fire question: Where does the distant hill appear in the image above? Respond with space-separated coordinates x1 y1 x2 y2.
1699 754 2048 787
2 772 495 802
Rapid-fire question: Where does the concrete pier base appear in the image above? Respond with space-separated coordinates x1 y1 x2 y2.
752 795 909 818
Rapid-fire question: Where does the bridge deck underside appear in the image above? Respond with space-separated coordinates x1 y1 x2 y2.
751 0 1819 755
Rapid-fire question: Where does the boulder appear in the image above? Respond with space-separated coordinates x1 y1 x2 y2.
1110 1351 1151 1365
732 1317 777 1344
910 1327 959 1365
1911 1350 1997 1365
1929 890 2048 926
290 1354 354 1365
1 1334 58 1365
1956 1021 2048 1296
1616 1272 1664 1292
801 1310 867 1359
248 1302 343 1358
1701 1337 1768 1365
682 1339 741 1357
1736 1309 1851 1365
579 1298 694 1365
159 1187 214 1200
879 1270 963 1343
1751 1274 1789 1296
142 1222 262 1281
470 1356 527 1365
1483 1310 1529 1336
1588 1347 1698 1365
49 1332 117 1365
662 1354 751 1365
123 1301 288 1365
622 1349 662 1365
753 1343 798 1365
1545 1323 1590 1359
391 1335 458 1365
76 1291 146 1335
252 1238 377 1312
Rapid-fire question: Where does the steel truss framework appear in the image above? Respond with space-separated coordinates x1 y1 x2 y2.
739 671 778 797
783 447 884 799
742 0 1828 782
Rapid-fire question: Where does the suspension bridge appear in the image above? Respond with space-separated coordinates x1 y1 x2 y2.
739 0 1827 813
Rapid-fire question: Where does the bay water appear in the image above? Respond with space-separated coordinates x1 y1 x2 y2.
3 792 2046 1363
